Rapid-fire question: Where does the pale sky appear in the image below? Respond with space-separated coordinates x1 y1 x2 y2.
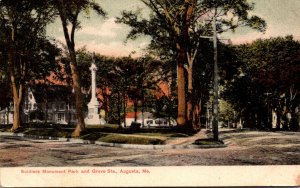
47 0 300 57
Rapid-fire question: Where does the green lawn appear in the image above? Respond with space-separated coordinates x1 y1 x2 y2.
0 123 198 145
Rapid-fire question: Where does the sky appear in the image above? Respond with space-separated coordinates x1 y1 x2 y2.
46 0 300 57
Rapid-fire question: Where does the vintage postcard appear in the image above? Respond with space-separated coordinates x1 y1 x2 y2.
0 0 299 187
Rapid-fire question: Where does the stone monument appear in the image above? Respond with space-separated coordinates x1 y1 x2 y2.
85 53 106 125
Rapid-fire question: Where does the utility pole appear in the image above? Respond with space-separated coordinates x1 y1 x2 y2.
200 12 222 141
212 14 219 141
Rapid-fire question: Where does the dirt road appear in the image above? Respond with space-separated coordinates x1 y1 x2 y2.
0 130 299 166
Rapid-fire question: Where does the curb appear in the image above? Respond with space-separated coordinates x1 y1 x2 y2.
0 132 227 150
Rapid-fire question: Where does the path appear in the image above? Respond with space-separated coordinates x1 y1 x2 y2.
165 129 209 145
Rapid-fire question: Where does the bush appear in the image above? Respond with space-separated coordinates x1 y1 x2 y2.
130 122 141 131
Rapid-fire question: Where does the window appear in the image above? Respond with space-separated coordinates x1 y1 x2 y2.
147 120 153 124
57 114 64 121
29 94 33 99
155 120 162 124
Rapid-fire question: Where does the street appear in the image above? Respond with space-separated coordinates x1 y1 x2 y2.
0 130 300 166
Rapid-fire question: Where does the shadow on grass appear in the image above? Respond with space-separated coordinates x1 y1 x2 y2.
22 128 73 138
193 138 224 145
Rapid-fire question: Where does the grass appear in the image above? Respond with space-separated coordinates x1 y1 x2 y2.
80 132 167 145
97 134 165 145
0 126 169 145
0 123 197 145
22 128 72 138
193 138 224 145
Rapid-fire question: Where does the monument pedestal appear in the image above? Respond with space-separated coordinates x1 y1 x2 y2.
85 98 105 125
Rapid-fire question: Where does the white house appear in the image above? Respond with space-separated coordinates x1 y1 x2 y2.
24 85 77 124
0 104 13 124
122 111 176 127
0 85 77 125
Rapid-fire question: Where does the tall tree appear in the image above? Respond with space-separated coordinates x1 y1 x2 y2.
0 0 57 131
52 0 106 137
117 0 265 133
223 36 300 131
0 30 11 111
118 0 198 129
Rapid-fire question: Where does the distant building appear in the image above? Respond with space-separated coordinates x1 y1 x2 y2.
122 111 176 127
0 84 77 125
24 84 77 124
0 104 13 125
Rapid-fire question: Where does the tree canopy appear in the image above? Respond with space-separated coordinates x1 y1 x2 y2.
222 36 300 130
0 0 59 131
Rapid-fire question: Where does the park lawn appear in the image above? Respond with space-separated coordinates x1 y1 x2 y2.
1 127 181 145
0 123 199 145
96 133 166 145
80 132 170 145
22 128 73 138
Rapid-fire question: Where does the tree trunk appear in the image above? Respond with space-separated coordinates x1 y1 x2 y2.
8 28 24 132
173 1 195 129
123 93 127 127
6 108 9 125
44 87 48 124
192 99 201 130
117 92 121 128
141 90 145 127
11 87 22 132
176 48 186 127
276 110 281 131
45 102 48 124
187 66 193 128
58 7 86 137
69 52 86 137
10 82 23 131
134 98 138 122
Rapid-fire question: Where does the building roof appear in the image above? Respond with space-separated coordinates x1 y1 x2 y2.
29 84 75 103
